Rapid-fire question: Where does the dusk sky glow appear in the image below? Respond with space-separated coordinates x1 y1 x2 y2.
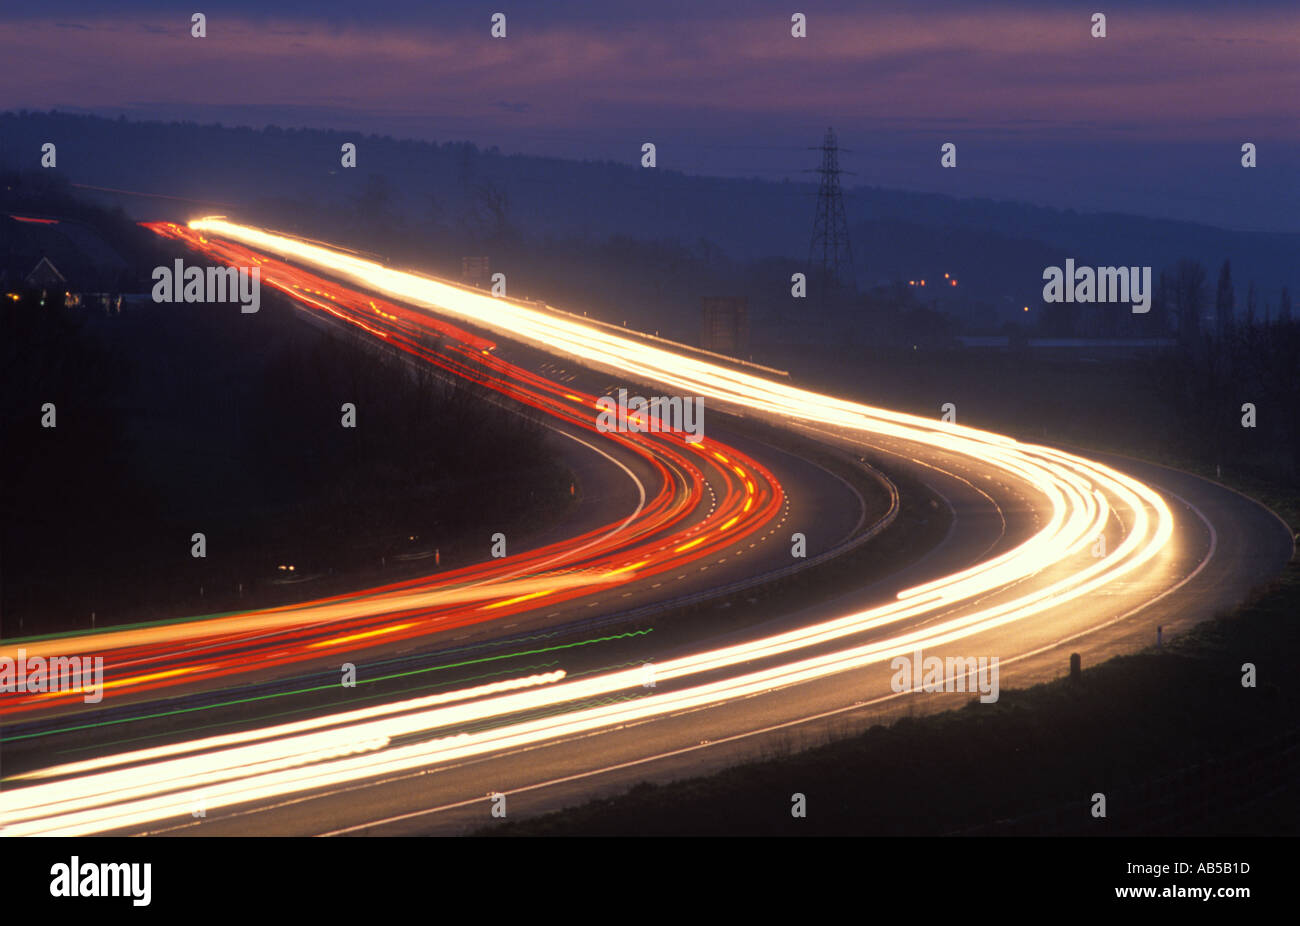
2 1 1297 228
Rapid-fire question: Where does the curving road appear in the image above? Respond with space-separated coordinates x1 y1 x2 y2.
0 220 1291 836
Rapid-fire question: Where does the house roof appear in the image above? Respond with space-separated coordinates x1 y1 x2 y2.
25 256 66 287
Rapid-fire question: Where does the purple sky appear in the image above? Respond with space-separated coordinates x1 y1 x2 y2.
2 1 1296 231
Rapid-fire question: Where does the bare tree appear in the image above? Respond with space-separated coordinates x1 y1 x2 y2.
1172 258 1207 341
1214 259 1234 338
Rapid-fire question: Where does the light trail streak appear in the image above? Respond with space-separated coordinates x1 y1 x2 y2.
0 220 1178 834
2 630 647 745
1 573 618 663
1 225 785 712
179 220 1171 622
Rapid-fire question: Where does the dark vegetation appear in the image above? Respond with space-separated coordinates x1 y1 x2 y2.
0 183 572 636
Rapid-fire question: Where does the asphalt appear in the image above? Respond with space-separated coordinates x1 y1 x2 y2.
121 421 1293 835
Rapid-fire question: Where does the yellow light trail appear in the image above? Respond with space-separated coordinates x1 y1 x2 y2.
1 572 618 662
305 621 418 649
478 590 551 611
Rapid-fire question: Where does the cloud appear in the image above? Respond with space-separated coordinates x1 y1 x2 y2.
0 6 1295 146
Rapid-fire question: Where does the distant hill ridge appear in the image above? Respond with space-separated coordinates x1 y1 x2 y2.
1 111 1293 312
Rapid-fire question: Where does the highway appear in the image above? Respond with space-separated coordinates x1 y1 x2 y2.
1 225 871 719
0 219 1291 836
